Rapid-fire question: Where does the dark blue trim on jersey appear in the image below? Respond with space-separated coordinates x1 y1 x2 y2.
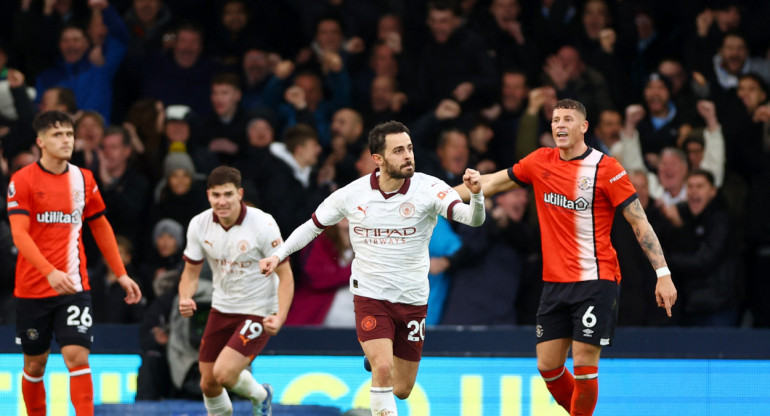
8 209 29 216
617 193 639 210
507 167 529 188
592 154 602 277
183 254 204 265
563 146 594 161
36 161 70 175
85 210 106 222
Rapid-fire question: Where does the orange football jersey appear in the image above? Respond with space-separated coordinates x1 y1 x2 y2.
8 162 106 298
510 147 637 283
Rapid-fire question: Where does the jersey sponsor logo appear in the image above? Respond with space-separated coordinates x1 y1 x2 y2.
436 186 453 200
578 176 593 191
357 205 368 216
609 170 627 184
36 210 82 224
353 226 416 245
361 316 377 331
72 190 84 203
399 202 415 218
214 258 253 274
543 193 589 211
7 181 15 197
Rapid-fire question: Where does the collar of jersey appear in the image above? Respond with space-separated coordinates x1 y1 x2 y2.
212 202 247 230
370 168 410 199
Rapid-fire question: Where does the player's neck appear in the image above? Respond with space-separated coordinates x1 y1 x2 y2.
39 154 68 174
378 171 405 192
558 141 589 161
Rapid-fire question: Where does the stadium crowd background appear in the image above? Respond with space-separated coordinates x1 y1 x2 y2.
0 0 768 385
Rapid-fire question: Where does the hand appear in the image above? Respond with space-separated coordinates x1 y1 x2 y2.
543 55 569 90
753 105 770 123
452 82 474 102
696 100 718 128
502 20 524 44
116 274 142 304
481 103 502 121
383 32 402 54
208 138 239 154
463 168 482 194
624 104 646 130
695 9 714 37
320 51 343 73
655 275 677 317
599 28 616 54
659 202 683 227
6 69 25 88
435 99 461 120
391 92 408 112
89 45 106 66
88 0 108 11
47 270 77 294
317 164 336 185
526 87 548 115
344 36 366 54
273 60 295 80
429 257 450 275
259 255 279 277
151 326 169 345
122 122 145 154
96 148 111 185
179 298 197 318
284 86 307 110
262 314 284 336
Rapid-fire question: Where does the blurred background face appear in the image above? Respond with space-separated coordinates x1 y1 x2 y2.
427 9 457 44
222 1 248 33
133 0 161 26
331 109 362 141
629 172 649 207
101 133 131 170
371 76 395 112
59 27 89 63
156 233 178 257
556 46 581 79
658 60 686 95
685 140 704 170
247 119 274 147
75 115 104 149
165 121 190 142
490 0 520 28
720 35 748 75
686 174 716 216
243 49 270 81
370 44 398 77
501 72 528 111
495 187 528 220
316 19 343 51
168 168 192 195
658 151 687 191
737 77 767 113
594 110 621 144
582 0 610 38
173 29 203 68
211 83 241 117
377 14 401 40
644 79 670 114
294 74 323 109
635 12 655 40
437 131 469 175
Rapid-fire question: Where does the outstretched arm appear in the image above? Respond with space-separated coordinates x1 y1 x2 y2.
454 168 518 202
450 169 486 226
622 199 678 316
259 219 324 276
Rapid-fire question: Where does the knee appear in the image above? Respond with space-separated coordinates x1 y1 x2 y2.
24 360 46 377
394 383 414 400
199 374 221 396
371 360 393 378
212 368 237 389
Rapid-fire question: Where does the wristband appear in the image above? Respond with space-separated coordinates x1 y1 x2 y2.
655 267 671 278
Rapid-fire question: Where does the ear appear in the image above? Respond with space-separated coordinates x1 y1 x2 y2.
372 153 383 167
581 120 589 134
238 187 244 200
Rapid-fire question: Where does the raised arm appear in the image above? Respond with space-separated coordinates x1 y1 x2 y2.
621 198 678 316
454 168 519 202
449 169 486 227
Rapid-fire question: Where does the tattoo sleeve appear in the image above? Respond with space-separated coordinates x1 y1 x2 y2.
623 199 668 269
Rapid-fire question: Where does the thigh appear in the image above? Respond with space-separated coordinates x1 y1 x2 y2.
53 292 94 350
536 338 572 371
536 283 574 344
570 280 619 347
199 309 270 363
391 303 427 362
16 296 56 356
354 296 396 343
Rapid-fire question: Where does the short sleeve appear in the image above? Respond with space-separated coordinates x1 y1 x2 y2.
601 157 637 208
7 173 30 216
82 169 107 220
511 149 539 186
183 216 204 263
258 213 285 258
429 178 463 218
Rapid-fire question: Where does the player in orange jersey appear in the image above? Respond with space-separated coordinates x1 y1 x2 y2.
456 99 677 416
8 111 142 416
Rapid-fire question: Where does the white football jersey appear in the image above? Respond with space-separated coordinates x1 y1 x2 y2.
184 205 284 316
313 171 462 305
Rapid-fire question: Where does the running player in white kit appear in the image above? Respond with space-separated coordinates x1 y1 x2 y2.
260 121 486 416
179 166 294 416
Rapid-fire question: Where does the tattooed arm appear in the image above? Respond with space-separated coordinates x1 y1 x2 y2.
622 198 678 317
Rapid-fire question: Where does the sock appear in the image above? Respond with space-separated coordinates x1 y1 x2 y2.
571 366 598 416
68 365 93 416
370 386 397 416
203 389 233 416
229 369 267 402
22 370 46 416
539 365 574 412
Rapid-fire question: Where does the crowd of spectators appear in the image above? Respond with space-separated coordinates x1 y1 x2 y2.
0 0 768 345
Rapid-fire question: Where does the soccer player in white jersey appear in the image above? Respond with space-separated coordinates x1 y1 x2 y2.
178 166 294 416
260 121 486 416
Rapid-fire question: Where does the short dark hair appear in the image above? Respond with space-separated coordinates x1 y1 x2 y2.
283 124 318 153
428 0 460 15
688 169 716 187
212 72 242 90
104 126 132 147
368 120 410 155
554 99 587 120
51 87 78 114
32 111 74 135
207 166 242 189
